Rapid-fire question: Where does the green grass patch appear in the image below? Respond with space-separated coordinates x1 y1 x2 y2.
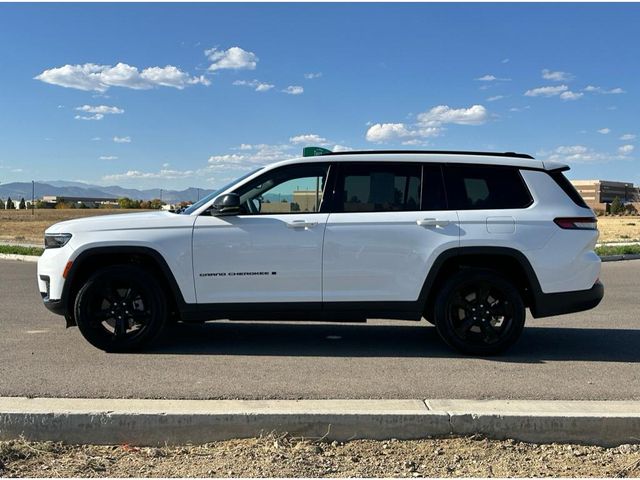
595 244 640 257
0 245 44 256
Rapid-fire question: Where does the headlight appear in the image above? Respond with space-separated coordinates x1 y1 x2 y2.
44 233 72 249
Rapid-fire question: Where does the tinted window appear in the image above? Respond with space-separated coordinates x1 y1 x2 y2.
422 164 447 211
548 170 589 208
444 165 532 210
234 163 329 214
338 163 422 212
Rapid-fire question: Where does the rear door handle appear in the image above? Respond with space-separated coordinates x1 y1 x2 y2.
286 220 318 229
417 218 450 227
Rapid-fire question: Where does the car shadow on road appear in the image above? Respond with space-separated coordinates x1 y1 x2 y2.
146 321 640 363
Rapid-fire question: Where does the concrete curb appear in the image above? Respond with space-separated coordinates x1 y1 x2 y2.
1 397 639 447
0 253 39 263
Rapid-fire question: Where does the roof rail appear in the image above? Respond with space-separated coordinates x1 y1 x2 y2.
314 150 535 160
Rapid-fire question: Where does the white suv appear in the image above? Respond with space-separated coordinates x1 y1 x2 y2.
37 150 603 355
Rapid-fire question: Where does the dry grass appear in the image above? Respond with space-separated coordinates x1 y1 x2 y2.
597 216 640 243
1 435 639 478
1 210 639 245
0 209 146 244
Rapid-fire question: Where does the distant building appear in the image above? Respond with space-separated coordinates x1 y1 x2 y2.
41 195 118 208
571 180 640 211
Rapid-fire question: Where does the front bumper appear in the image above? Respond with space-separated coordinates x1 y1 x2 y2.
41 291 66 316
531 280 604 318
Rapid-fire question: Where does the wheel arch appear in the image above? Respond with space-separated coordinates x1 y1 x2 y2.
62 246 187 326
420 246 544 319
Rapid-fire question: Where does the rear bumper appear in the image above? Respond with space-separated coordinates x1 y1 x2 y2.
531 280 604 318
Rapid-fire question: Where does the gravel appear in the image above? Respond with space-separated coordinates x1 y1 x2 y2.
1 434 639 478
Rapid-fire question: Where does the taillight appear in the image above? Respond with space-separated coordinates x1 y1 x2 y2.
554 217 598 230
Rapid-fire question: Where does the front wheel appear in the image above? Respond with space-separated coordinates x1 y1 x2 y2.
434 269 525 355
74 265 168 352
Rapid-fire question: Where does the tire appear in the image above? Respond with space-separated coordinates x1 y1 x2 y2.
433 269 525 355
74 264 168 352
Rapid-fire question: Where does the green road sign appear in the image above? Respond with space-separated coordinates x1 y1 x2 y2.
302 146 332 157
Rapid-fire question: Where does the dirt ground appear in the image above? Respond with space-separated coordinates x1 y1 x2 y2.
0 209 147 244
1 435 639 478
597 216 640 243
1 210 639 245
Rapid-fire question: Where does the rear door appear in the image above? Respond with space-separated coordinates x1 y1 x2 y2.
322 161 460 303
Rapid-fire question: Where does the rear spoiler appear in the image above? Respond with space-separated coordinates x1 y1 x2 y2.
542 160 570 171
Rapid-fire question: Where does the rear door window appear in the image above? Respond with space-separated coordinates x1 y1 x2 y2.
336 163 422 212
443 164 532 210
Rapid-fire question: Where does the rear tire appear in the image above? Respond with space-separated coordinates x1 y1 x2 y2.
74 265 168 352
433 269 525 355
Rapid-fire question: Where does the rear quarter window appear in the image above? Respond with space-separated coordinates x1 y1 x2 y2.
444 164 533 210
547 170 589 208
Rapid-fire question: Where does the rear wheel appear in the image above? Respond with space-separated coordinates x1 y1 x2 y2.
74 265 167 352
434 269 525 355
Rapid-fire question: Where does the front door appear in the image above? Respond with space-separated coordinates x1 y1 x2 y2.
193 163 331 304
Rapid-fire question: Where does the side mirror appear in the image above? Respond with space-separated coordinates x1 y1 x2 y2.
212 193 241 216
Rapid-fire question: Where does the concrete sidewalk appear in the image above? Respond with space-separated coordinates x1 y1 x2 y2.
1 397 638 447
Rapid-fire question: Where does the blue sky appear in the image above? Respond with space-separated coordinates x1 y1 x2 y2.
0 2 638 190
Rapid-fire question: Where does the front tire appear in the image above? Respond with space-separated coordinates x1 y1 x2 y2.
434 269 525 355
74 265 168 352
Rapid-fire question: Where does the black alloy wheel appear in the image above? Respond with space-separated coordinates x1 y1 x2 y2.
74 265 167 352
434 269 525 355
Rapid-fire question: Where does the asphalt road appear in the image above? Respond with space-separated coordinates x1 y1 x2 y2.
1 259 639 400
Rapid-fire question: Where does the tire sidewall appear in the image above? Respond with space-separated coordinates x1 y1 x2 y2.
74 265 167 352
434 269 525 355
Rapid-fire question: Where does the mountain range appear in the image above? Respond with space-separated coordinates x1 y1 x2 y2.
0 181 215 204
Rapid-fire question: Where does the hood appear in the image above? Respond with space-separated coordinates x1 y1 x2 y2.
44 211 187 234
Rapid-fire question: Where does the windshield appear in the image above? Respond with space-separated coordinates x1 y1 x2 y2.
181 167 264 215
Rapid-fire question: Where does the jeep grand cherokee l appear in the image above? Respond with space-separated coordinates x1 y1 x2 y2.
38 150 603 355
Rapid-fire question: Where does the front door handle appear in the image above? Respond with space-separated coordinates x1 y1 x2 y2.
417 218 450 227
286 220 318 229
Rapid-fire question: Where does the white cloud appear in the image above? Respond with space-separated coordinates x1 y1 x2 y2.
542 69 572 81
75 114 104 121
366 104 487 144
620 134 636 141
486 95 504 102
91 137 101 141
36 63 210 92
476 74 510 82
544 144 633 164
560 91 583 101
113 136 131 143
232 79 274 92
282 85 304 95
619 144 635 155
289 134 329 145
76 104 124 114
597 128 611 135
501 58 510 64
583 85 625 94
239 144 253 150
365 123 412 142
162 163 170 168
525 85 568 97
99 155 118 160
207 144 295 172
304 72 322 79
103 168 195 181
205 46 257 72
417 104 488 126
332 144 352 152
